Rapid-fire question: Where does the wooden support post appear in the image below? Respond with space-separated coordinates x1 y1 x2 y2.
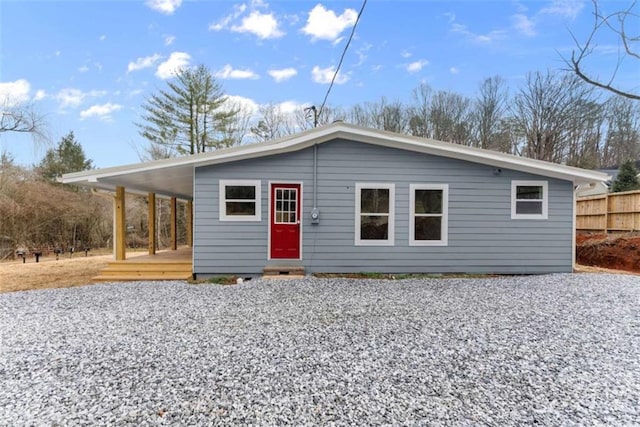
115 186 126 261
148 193 156 255
186 200 193 247
170 197 177 251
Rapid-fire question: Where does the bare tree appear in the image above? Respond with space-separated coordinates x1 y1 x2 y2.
601 95 640 166
0 101 48 142
251 103 290 142
512 71 597 162
471 76 509 150
566 0 639 100
429 91 472 144
408 83 434 138
564 99 604 169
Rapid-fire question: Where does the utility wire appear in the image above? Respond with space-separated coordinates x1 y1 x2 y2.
317 0 368 122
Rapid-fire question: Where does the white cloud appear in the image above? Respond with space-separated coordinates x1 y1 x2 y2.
78 65 90 73
128 54 162 73
99 35 106 41
451 23 506 43
400 50 412 58
55 88 107 109
223 94 259 115
406 59 429 73
449 67 460 74
512 13 536 36
268 67 297 82
443 12 456 23
34 90 46 101
145 0 182 15
540 0 584 19
0 79 31 106
354 43 372 67
155 52 191 79
311 65 349 84
164 35 175 46
302 4 357 42
209 3 248 31
80 103 123 121
231 10 284 39
276 100 309 114
215 64 259 80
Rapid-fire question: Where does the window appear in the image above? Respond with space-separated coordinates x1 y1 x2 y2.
410 184 448 246
274 188 297 224
355 183 395 246
511 180 548 219
219 180 261 221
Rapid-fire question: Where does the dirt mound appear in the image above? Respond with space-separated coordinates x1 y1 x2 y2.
577 233 640 274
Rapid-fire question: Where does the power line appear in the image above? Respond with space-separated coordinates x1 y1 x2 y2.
317 0 368 123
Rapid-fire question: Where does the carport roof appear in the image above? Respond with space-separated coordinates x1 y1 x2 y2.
61 122 611 199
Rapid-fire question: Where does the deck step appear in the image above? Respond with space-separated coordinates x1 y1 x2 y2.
93 260 193 282
93 273 193 282
263 266 305 277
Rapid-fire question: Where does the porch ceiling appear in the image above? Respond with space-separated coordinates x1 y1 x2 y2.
67 164 195 200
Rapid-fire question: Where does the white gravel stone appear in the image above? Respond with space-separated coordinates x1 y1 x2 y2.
0 274 639 425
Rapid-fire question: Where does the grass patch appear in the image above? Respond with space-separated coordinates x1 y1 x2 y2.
187 275 240 285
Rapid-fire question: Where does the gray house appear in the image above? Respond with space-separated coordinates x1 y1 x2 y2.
63 123 609 277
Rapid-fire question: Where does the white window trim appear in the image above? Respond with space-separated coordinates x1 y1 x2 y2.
511 180 548 220
219 179 261 222
409 184 449 246
355 183 395 246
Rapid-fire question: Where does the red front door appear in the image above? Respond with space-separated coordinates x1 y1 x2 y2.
270 183 301 259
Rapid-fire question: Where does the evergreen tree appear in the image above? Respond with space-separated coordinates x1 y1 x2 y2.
137 64 239 157
37 131 93 184
610 160 640 193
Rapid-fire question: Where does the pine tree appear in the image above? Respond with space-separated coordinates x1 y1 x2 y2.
37 131 93 183
137 65 239 157
610 160 640 193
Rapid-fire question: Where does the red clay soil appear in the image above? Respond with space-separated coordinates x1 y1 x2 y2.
576 233 640 274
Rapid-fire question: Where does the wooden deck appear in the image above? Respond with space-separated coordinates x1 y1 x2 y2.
93 246 193 282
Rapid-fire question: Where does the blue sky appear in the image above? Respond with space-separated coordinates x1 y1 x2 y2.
1 0 637 168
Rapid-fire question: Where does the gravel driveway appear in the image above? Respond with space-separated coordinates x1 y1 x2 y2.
1 274 639 426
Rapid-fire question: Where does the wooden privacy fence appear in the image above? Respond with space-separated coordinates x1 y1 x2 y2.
577 190 640 232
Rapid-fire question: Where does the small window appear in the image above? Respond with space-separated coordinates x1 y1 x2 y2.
355 183 395 246
410 184 448 246
511 180 548 219
219 180 261 221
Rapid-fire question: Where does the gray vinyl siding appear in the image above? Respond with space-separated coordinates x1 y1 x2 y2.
193 139 574 275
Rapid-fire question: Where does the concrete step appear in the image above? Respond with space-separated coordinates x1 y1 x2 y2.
263 265 305 277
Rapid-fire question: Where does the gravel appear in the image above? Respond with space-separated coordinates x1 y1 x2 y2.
1 274 639 426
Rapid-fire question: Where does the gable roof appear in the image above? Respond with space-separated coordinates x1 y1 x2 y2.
62 122 611 199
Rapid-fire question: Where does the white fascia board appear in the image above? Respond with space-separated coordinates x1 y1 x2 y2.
61 123 611 188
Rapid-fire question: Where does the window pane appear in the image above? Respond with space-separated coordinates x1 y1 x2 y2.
415 217 442 240
226 201 256 216
415 190 442 214
361 189 390 213
360 215 389 240
516 186 542 200
226 186 255 200
516 201 542 214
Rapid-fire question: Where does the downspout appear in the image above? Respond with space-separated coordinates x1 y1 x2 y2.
314 143 318 210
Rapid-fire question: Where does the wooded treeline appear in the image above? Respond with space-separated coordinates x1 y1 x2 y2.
250 71 639 169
